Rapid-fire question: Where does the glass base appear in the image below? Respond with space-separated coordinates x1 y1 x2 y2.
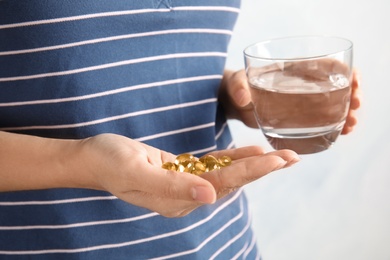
265 129 342 154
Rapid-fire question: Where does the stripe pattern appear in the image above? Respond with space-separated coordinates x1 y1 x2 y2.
0 0 259 258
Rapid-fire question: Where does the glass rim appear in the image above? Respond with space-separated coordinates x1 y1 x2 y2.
243 35 353 61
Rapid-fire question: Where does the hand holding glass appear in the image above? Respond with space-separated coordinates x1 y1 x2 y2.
244 36 353 154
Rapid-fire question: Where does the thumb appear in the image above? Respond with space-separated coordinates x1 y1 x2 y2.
229 70 252 107
134 165 217 204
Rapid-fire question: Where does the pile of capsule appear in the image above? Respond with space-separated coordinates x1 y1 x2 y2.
162 153 232 175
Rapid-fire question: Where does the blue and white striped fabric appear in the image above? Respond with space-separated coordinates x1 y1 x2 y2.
0 1 260 259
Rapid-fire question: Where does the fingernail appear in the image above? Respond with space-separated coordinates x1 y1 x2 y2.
191 186 214 204
276 160 288 170
285 156 301 168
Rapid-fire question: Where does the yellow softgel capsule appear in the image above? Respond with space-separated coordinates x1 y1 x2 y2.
199 154 218 163
180 161 195 173
174 153 196 165
177 164 186 173
218 155 232 167
162 153 232 175
194 161 206 172
199 155 220 172
162 162 177 171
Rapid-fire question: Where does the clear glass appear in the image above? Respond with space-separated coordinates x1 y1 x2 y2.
244 36 353 154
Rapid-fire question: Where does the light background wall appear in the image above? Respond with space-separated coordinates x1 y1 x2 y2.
225 0 390 259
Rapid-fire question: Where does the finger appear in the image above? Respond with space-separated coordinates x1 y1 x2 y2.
132 164 217 204
229 70 252 107
342 110 357 135
350 86 361 110
210 146 300 167
350 94 361 110
210 147 299 168
208 146 266 160
345 110 358 127
351 69 361 90
202 155 286 198
121 190 201 218
341 125 354 135
260 149 301 167
202 150 300 197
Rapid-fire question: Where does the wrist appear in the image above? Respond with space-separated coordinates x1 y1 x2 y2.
0 131 99 192
57 137 102 191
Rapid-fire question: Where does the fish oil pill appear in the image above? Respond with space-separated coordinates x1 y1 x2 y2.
175 153 195 165
194 161 206 172
162 153 232 175
180 161 195 173
162 162 177 171
218 155 232 167
199 155 220 172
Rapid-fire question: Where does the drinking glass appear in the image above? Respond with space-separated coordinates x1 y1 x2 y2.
244 36 353 154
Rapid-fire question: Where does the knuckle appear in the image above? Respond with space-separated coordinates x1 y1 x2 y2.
162 182 180 199
161 170 195 201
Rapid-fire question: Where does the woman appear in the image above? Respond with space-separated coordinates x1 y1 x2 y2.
0 0 359 259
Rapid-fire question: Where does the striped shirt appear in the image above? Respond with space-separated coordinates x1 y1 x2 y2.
0 0 260 259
